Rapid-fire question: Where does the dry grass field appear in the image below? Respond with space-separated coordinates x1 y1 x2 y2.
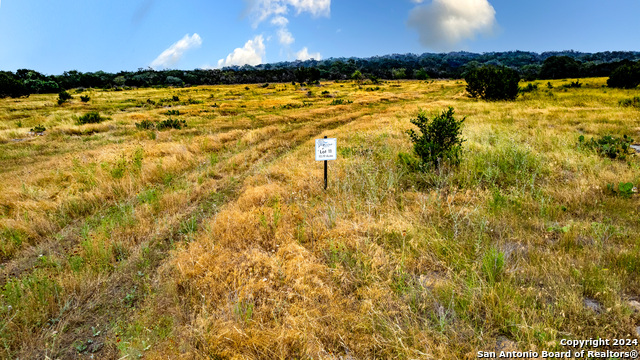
0 79 639 359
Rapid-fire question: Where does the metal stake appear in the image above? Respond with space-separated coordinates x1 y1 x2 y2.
324 136 328 190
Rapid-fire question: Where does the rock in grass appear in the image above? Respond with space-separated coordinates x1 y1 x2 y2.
584 298 602 313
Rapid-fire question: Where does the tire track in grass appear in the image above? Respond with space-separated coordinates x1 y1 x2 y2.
4 105 371 359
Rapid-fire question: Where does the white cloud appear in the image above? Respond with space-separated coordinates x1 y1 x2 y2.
296 47 321 61
244 0 330 57
277 28 295 45
217 35 266 68
150 33 202 69
407 0 496 50
247 0 331 26
286 0 330 17
270 15 289 27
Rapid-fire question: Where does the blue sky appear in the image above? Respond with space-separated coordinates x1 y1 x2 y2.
0 0 638 74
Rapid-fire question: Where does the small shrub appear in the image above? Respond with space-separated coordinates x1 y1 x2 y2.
30 124 46 133
76 111 104 125
80 95 90 102
329 99 353 105
406 107 466 169
607 182 635 198
562 79 582 89
519 83 538 93
280 102 312 110
546 81 554 89
135 119 155 130
156 118 186 130
261 83 269 88
165 109 180 116
58 90 72 105
578 134 634 160
619 97 640 108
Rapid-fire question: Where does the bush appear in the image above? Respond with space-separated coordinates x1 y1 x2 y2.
519 83 538 93
406 107 466 169
329 99 353 105
58 90 72 105
562 79 582 89
607 63 640 89
76 111 104 125
607 182 635 198
156 118 186 130
465 66 520 101
135 119 155 130
30 124 46 133
579 134 634 160
619 97 640 108
80 95 90 102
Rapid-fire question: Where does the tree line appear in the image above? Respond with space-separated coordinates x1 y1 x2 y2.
2 51 640 98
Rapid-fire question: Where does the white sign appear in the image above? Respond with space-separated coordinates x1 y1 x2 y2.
315 138 337 161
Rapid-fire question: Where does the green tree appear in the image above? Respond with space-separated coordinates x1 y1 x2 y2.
607 63 640 89
392 68 407 79
465 66 520 101
351 70 364 85
539 56 581 79
415 69 430 80
0 72 29 98
165 76 184 86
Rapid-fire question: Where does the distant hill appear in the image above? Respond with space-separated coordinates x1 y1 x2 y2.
2 51 640 97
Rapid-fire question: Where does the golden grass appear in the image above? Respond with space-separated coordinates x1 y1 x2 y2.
0 79 639 359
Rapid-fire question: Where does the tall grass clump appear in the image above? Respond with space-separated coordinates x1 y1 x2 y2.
482 247 505 284
461 140 543 192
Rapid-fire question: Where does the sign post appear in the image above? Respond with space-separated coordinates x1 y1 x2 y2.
315 136 337 190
